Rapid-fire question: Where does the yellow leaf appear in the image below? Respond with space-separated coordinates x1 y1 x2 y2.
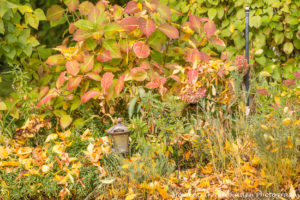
125 194 137 200
17 147 32 156
283 118 291 126
271 148 278 153
0 161 19 167
52 144 65 155
287 137 293 149
260 124 269 130
122 164 129 169
42 165 50 173
58 129 71 140
260 71 271 77
0 146 9 159
45 134 58 143
156 185 169 199
0 101 7 110
274 96 281 105
292 120 299 126
289 184 296 199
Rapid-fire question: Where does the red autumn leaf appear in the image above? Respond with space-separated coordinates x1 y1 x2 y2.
37 91 58 108
146 76 166 89
69 23 77 34
67 76 82 90
120 16 138 33
124 1 141 14
101 72 113 92
86 72 101 81
151 62 164 74
130 67 147 81
186 49 201 63
64 0 79 12
81 90 100 103
188 69 198 84
257 89 269 96
235 55 248 72
294 72 300 80
199 52 209 62
66 60 80 76
221 52 229 60
282 79 296 87
46 54 65 65
56 71 67 89
140 61 150 70
211 37 225 46
79 1 94 15
189 14 202 33
39 86 49 99
115 74 125 95
88 6 100 23
169 75 180 83
133 41 150 58
138 17 156 38
97 50 111 62
158 23 179 39
81 55 94 73
217 68 226 78
73 29 92 42
204 21 216 37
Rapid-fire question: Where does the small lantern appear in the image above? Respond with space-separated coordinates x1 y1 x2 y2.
106 118 130 154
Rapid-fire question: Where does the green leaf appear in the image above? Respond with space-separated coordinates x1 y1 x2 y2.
286 16 299 25
23 45 32 57
60 115 73 129
283 42 294 54
148 30 167 52
103 39 121 58
73 118 85 128
0 19 4 34
129 96 138 119
25 13 39 29
274 32 284 44
74 19 95 30
85 38 97 51
255 56 266 66
29 36 40 47
250 16 261 28
104 23 124 36
208 8 217 20
217 7 224 19
34 8 47 21
294 38 300 50
18 5 33 14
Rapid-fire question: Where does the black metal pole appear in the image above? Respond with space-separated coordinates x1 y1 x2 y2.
245 6 250 115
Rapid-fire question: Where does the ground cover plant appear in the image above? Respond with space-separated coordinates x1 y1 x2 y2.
0 0 299 199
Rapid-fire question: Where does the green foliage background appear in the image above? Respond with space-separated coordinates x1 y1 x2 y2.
171 0 299 82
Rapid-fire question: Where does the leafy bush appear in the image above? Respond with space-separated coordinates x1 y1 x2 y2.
35 0 226 130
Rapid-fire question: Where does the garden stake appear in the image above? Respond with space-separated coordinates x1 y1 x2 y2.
245 6 250 117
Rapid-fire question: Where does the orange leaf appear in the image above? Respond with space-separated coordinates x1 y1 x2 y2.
101 72 113 92
133 41 150 58
115 74 125 95
81 90 100 103
66 60 80 76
